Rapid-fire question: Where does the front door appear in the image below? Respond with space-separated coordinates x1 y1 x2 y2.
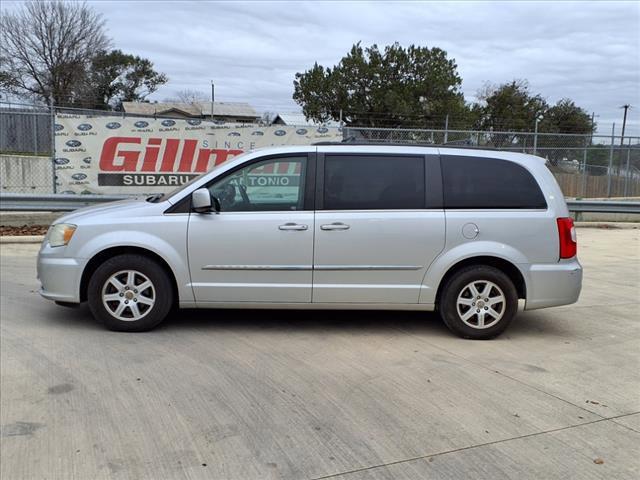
188 154 314 304
312 153 445 304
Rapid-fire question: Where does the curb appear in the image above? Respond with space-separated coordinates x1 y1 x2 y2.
575 222 639 230
0 235 45 244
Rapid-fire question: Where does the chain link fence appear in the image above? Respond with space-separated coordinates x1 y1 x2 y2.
1 103 639 198
0 104 55 193
0 104 52 156
345 127 640 198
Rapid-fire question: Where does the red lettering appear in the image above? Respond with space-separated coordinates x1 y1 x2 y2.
277 162 290 174
262 163 275 173
99 137 141 171
160 139 180 172
141 138 162 172
194 149 243 172
178 140 197 172
99 138 244 173
216 149 243 166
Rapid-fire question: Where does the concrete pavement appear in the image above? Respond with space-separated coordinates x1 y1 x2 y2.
1 228 639 479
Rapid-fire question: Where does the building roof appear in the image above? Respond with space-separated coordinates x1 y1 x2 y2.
122 101 259 119
273 112 341 127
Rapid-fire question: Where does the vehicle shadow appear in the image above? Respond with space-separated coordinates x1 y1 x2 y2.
158 307 568 338
47 302 568 339
159 307 449 335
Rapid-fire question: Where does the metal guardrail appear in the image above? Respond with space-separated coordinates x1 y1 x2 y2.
0 193 129 211
1 193 639 214
565 200 640 214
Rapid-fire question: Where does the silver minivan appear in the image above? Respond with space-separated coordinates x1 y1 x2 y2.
37 145 582 339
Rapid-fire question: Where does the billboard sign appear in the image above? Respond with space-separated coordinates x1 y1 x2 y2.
54 114 341 194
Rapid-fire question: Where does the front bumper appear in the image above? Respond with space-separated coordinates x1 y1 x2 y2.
524 258 583 310
37 244 84 303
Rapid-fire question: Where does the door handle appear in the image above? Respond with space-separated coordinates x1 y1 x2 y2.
279 223 308 231
320 222 350 231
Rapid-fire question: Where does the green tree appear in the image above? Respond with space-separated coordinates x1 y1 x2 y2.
540 99 594 134
477 80 548 147
83 50 168 110
536 99 595 163
293 42 465 128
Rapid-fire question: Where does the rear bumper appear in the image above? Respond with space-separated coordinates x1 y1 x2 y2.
524 259 582 310
37 246 84 304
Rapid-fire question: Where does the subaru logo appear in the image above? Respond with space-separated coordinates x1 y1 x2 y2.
54 158 69 165
71 173 87 181
106 122 121 129
134 120 149 128
161 119 176 127
317 127 328 134
274 130 286 136
54 124 64 132
82 156 92 165
187 119 201 126
65 140 81 147
296 128 308 135
77 123 92 131
251 131 264 136
228 132 241 137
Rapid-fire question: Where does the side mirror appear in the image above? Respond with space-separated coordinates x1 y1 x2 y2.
192 188 212 213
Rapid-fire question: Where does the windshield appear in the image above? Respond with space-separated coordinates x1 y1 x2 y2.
148 174 204 202
151 150 254 203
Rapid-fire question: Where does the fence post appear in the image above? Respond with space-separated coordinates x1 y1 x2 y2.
607 123 615 197
581 139 588 197
624 139 631 197
50 98 56 194
33 114 38 155
443 114 449 144
533 118 539 155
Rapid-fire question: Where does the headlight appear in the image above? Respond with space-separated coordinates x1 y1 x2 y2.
48 223 77 247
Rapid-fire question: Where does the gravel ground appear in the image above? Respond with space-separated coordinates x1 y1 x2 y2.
0 225 49 236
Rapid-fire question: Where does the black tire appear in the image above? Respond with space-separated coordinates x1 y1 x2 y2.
87 254 173 332
439 265 518 340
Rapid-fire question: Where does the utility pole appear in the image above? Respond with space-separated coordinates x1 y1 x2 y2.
620 104 630 146
211 81 215 121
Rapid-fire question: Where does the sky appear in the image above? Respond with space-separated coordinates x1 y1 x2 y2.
3 0 640 135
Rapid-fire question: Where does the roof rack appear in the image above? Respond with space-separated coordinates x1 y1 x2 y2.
312 141 497 149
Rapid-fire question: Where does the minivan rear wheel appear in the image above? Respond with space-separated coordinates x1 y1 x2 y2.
87 254 173 332
439 265 518 339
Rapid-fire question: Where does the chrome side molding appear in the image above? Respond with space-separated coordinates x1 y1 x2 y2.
202 264 422 271
202 265 312 271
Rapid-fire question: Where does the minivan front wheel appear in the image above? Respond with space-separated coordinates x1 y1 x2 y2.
87 254 173 331
439 265 518 339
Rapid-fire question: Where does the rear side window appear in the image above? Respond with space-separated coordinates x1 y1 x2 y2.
323 155 425 210
442 156 547 209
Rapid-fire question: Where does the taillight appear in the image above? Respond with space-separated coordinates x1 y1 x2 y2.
557 217 577 259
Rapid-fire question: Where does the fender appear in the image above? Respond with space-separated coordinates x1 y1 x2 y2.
76 230 194 304
419 240 529 304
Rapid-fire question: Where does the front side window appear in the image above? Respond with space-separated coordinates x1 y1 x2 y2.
442 156 547 209
323 155 425 210
208 156 306 212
